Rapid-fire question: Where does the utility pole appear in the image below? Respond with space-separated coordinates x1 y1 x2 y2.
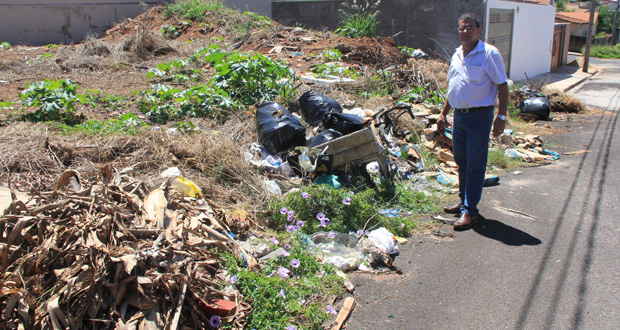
583 0 596 73
613 0 619 44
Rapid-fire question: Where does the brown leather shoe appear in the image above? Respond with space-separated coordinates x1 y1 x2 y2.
443 202 463 214
454 213 477 230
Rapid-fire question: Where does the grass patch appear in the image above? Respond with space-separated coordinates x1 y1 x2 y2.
584 44 620 59
52 113 149 136
487 148 525 171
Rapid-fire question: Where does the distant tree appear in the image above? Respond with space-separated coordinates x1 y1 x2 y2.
597 5 613 33
555 0 568 11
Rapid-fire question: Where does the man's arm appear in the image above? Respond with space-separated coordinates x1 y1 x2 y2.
492 81 509 137
437 99 452 133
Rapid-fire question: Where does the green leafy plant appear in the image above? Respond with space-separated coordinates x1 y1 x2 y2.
163 0 224 21
203 46 298 105
400 84 446 105
335 0 382 38
56 113 149 136
0 101 16 110
310 62 359 79
174 120 198 134
223 232 344 329
1 42 11 50
45 44 58 49
161 21 191 39
20 79 90 123
318 49 343 62
588 44 620 59
38 52 54 60
139 84 238 123
146 58 202 82
85 90 127 111
270 182 438 237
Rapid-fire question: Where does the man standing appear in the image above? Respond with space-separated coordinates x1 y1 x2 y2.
437 13 509 230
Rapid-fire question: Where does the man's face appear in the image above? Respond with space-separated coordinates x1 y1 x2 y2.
458 18 481 45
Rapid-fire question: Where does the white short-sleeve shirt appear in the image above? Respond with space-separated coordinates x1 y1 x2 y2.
447 40 508 109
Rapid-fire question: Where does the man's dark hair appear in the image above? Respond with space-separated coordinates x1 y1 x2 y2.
458 13 480 28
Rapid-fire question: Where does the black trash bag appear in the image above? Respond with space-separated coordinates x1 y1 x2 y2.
323 112 367 135
306 129 343 147
299 90 342 126
519 97 551 120
256 102 306 154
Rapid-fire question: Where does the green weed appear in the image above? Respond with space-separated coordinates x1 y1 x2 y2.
488 147 524 171
335 0 381 38
139 84 238 123
223 235 344 329
38 52 54 60
85 90 127 111
270 182 439 237
161 21 191 39
55 113 149 136
587 44 620 59
20 79 90 123
202 46 298 105
310 62 359 79
400 84 445 105
163 0 224 21
317 49 343 62
146 58 202 82
0 42 10 50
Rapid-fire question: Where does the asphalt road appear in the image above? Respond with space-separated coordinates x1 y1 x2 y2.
568 57 620 111
346 60 620 329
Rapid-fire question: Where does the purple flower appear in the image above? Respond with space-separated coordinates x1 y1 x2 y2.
316 212 325 220
279 289 286 299
296 220 305 228
284 243 291 251
319 217 330 227
343 197 351 205
286 225 297 233
282 250 290 257
288 210 294 217
291 259 300 268
278 267 290 278
210 315 221 328
328 231 335 238
151 126 161 131
400 223 405 228
301 192 309 198
356 229 363 236
271 237 279 245
286 326 297 330
280 207 288 215
327 305 337 315
287 213 294 222
230 275 237 284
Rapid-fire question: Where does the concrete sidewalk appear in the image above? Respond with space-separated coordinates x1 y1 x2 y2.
523 58 597 93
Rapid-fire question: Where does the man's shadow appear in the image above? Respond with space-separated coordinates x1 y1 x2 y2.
471 216 541 246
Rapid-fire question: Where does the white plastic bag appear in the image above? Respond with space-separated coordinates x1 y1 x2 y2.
367 227 399 254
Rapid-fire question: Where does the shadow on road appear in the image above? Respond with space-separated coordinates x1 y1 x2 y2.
473 218 541 246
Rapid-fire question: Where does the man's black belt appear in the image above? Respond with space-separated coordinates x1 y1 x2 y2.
454 106 494 113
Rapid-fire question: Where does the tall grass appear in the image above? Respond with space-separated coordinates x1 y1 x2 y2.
585 44 620 59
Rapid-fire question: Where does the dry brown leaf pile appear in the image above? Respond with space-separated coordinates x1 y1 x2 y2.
0 166 257 329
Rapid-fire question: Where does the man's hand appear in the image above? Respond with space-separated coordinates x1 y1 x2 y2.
437 113 449 134
492 117 506 137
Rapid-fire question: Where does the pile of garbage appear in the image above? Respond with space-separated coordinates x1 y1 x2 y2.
1 166 255 329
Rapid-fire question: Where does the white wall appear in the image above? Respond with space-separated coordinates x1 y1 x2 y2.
0 0 166 45
487 0 556 81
